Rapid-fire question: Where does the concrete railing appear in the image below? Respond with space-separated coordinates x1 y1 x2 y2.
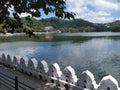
0 53 119 90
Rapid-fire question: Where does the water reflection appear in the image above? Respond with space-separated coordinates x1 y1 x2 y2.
0 38 120 84
57 32 120 36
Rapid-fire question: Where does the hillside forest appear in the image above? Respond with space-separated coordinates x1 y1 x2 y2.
0 17 120 33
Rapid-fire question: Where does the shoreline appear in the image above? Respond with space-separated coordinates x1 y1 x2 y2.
0 32 120 43
0 34 92 42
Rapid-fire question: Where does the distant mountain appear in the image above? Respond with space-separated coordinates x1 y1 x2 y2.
111 20 120 24
38 18 94 28
20 17 120 32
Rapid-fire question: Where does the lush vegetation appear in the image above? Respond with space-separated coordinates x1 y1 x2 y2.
0 35 93 42
107 20 120 32
1 0 120 33
0 0 74 32
1 34 120 43
0 17 120 33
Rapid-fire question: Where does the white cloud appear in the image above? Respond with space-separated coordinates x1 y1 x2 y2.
66 0 120 23
93 0 120 11
105 0 120 3
116 18 120 20
19 13 31 18
8 5 32 18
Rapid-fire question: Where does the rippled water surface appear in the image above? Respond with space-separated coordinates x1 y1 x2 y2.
0 37 120 83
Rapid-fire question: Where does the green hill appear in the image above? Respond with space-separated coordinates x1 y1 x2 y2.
1 17 120 33
105 20 120 32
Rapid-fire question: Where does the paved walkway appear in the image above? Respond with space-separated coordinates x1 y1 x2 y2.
0 65 63 90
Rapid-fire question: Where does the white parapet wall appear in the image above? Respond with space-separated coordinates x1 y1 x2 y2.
13 56 21 69
0 53 120 90
27 58 38 76
36 60 49 80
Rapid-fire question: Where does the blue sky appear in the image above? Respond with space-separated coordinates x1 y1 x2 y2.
18 0 120 23
40 0 120 23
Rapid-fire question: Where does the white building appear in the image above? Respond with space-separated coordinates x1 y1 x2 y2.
44 26 53 32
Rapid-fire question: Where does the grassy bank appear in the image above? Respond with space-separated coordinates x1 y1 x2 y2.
0 35 120 43
0 35 93 42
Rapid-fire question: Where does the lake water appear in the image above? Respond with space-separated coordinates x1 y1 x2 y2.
1 32 120 84
42 32 120 36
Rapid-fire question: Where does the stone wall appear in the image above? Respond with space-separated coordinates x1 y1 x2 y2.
0 53 119 90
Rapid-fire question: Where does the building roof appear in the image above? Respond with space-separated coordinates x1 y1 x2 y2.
44 26 53 31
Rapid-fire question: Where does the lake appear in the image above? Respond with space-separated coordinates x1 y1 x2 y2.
0 32 120 84
40 31 120 36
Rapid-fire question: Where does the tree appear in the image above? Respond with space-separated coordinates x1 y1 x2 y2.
110 24 120 32
0 0 75 33
33 25 45 32
79 26 96 32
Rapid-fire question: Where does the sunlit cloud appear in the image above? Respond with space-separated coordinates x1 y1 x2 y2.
66 0 120 23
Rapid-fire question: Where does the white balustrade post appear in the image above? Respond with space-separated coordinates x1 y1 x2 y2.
27 58 38 76
36 60 49 81
19 57 29 73
7 54 13 67
1 53 120 90
73 70 97 90
60 66 78 90
2 53 7 65
47 63 62 85
0 54 2 64
98 75 119 90
13 56 21 70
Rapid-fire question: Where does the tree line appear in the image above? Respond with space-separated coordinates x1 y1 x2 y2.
0 17 120 33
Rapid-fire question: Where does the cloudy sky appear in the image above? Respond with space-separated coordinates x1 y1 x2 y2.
39 0 120 23
16 0 120 23
65 0 120 23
